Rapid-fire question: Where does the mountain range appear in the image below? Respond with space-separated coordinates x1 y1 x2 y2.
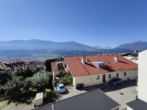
0 39 147 51
116 40 147 50
0 39 93 50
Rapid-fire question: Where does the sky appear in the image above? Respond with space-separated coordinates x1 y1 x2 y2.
0 0 147 47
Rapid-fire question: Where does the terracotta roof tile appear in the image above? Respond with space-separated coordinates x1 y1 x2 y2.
64 57 88 76
64 55 138 77
1 59 28 70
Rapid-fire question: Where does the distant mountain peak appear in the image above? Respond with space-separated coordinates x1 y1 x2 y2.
29 39 43 41
103 46 112 49
131 40 146 44
0 40 94 50
94 45 102 49
116 40 147 50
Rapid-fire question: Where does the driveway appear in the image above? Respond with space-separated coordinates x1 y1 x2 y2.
57 80 137 110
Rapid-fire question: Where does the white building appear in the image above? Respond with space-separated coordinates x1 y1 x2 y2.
138 49 147 102
127 49 147 110
63 55 138 87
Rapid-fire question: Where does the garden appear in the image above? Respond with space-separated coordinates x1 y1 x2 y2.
54 71 73 87
0 67 56 106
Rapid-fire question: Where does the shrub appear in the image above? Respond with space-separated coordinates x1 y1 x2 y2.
32 67 41 74
23 68 34 78
2 76 24 94
32 72 51 91
12 68 35 78
45 88 52 102
12 69 24 77
54 74 73 86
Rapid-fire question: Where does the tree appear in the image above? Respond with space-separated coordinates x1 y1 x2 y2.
32 72 51 91
23 68 34 78
12 68 34 78
2 76 24 94
12 69 24 77
32 67 41 74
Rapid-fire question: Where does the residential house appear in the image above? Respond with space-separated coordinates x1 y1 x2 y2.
0 59 28 73
63 55 138 87
45 58 58 71
28 61 46 70
51 61 68 80
122 51 138 64
33 89 120 110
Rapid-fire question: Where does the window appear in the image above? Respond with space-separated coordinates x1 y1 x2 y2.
108 74 111 78
96 75 99 80
124 72 126 76
116 73 119 77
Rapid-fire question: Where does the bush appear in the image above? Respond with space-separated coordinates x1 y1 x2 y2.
44 88 57 103
12 69 24 77
54 74 73 86
45 88 52 102
23 68 34 78
32 72 51 91
54 80 59 87
12 68 35 78
2 76 24 94
32 67 41 74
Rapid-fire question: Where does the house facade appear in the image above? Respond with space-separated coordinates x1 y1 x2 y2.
64 55 138 87
51 61 69 80
126 49 147 110
138 49 147 102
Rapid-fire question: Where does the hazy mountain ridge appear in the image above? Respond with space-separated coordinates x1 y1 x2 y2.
0 39 94 50
115 40 147 50
94 46 112 49
94 45 103 49
0 39 147 51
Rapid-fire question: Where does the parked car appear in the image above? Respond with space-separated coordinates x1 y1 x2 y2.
109 78 123 85
56 84 66 93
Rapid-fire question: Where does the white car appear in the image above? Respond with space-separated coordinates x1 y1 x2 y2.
56 84 66 93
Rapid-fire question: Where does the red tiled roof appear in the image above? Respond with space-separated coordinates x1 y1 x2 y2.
0 63 12 70
64 55 138 77
51 62 58 71
0 59 29 70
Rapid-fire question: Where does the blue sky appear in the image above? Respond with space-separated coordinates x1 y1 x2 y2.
0 0 147 47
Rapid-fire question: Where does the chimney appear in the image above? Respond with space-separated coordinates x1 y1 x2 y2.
81 56 86 64
114 56 118 63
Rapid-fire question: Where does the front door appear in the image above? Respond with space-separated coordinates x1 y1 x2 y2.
103 74 106 82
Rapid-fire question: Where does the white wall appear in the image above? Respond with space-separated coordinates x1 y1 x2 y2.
138 49 147 102
73 74 103 87
105 69 138 82
34 92 43 106
73 69 137 87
